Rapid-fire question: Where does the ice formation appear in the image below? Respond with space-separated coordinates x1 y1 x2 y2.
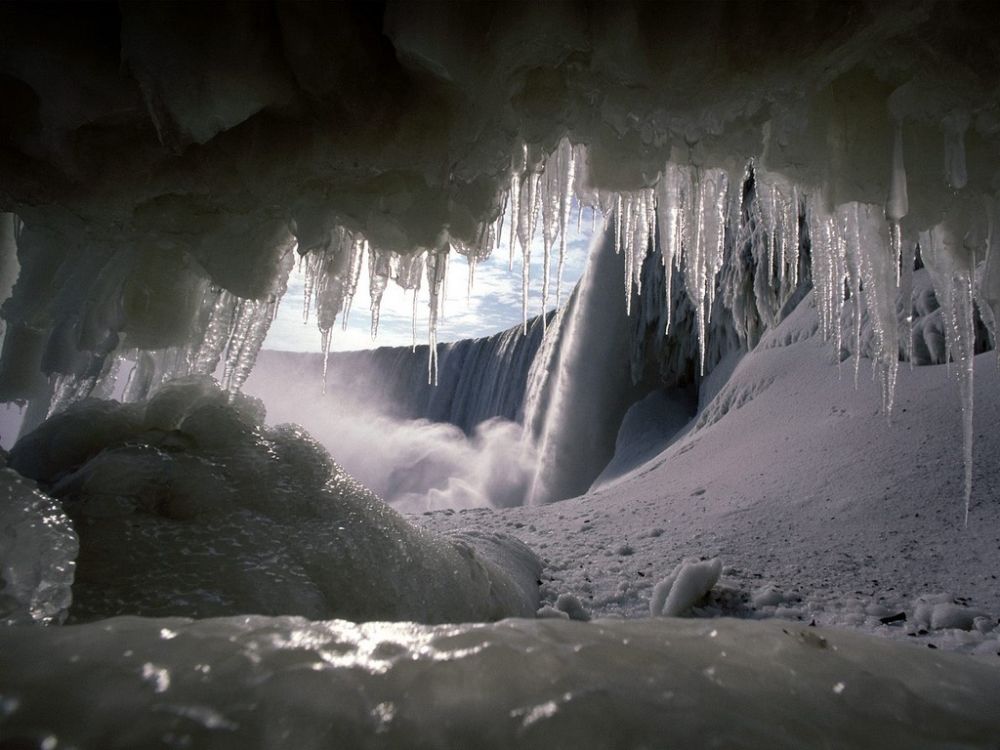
0 468 77 625
6 377 541 623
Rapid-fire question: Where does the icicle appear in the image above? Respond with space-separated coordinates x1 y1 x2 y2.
466 255 476 303
509 147 524 271
622 194 634 313
977 195 1000 365
557 140 576 309
886 120 910 288
541 154 560 322
787 186 800 289
495 191 508 257
655 162 692 337
302 252 317 324
839 204 865 388
837 202 899 414
222 299 253 389
188 288 236 375
943 112 970 191
368 248 390 339
225 244 295 395
320 328 332 395
425 250 447 386
517 168 540 333
921 203 985 525
614 195 623 256
556 138 583 307
899 234 917 368
341 238 366 331
887 121 910 223
411 287 419 352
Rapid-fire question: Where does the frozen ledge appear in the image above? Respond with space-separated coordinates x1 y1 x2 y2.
1 615 998 748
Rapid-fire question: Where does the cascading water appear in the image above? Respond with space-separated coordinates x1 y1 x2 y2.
522 222 641 505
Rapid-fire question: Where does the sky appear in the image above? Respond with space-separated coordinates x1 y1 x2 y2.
264 205 603 352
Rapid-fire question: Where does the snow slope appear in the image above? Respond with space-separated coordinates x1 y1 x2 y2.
417 293 1000 655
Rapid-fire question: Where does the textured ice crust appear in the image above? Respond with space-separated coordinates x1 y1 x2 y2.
2 615 999 749
0 469 77 625
6 377 541 623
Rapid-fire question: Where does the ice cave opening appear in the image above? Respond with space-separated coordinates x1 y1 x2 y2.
2 1 1000 747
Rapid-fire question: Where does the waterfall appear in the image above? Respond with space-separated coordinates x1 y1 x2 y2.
522 224 641 504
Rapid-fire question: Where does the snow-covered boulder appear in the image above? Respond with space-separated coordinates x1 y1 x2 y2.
6 377 541 624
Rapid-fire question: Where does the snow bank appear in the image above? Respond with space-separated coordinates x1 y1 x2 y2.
2 615 999 749
5 377 541 624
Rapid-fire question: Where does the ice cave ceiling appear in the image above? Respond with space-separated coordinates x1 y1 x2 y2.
1 0 999 418
2 1 998 253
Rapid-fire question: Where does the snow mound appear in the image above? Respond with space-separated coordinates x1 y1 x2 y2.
6 377 541 624
650 557 723 617
912 594 987 633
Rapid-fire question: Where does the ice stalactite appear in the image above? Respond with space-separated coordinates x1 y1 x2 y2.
518 157 542 334
839 203 899 415
368 249 391 339
943 111 970 191
222 245 296 395
557 140 576 309
305 228 353 393
807 199 847 361
509 143 525 273
685 170 730 376
612 189 656 318
978 195 1000 363
187 287 237 376
887 121 909 285
426 250 447 386
752 173 802 318
341 238 367 331
655 163 693 339
541 149 560 326
919 201 987 525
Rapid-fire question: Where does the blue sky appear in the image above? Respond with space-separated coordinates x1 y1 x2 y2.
265 206 602 352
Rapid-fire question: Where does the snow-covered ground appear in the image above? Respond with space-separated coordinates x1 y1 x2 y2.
416 294 1000 657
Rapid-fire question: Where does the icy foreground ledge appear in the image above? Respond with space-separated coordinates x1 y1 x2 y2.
2 616 999 749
